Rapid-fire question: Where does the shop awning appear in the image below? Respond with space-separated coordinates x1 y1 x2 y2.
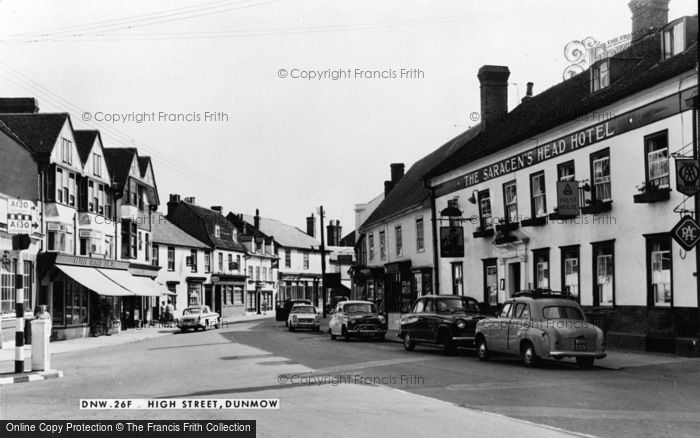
98 268 171 297
56 265 134 297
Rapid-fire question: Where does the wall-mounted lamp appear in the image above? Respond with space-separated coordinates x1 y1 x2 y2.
467 190 478 204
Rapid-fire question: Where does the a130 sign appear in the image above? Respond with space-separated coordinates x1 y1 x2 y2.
6 199 38 235
670 215 700 251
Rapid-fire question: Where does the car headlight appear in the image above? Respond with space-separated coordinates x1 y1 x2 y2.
456 319 466 329
350 318 356 325
292 315 297 320
378 315 386 324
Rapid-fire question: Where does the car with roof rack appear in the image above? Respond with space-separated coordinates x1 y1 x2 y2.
329 300 387 341
474 289 606 368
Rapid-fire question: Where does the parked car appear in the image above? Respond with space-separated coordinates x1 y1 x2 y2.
325 295 349 314
329 300 387 341
178 305 220 332
287 304 321 332
398 295 489 354
276 299 313 324
474 289 606 368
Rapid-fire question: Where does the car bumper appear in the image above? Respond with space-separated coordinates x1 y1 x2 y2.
451 336 477 346
178 320 201 328
548 350 607 359
290 322 320 328
348 327 386 336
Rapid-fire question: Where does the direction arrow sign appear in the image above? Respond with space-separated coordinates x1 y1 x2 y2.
676 158 700 196
6 213 39 235
670 215 700 251
7 199 37 216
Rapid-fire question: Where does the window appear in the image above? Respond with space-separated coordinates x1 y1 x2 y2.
379 231 386 260
451 262 463 296
248 265 254 279
56 168 63 203
80 237 89 256
152 244 159 267
532 248 550 289
234 287 244 305
514 303 531 319
662 20 686 59
167 247 175 271
645 131 669 188
61 138 72 164
591 150 611 202
395 225 402 257
236 255 241 271
531 172 547 217
204 252 211 273
591 60 610 92
88 180 95 212
478 189 492 229
145 234 150 261
503 181 518 223
285 249 291 268
68 173 76 206
483 259 498 306
368 234 375 261
262 267 267 281
499 301 513 318
190 249 197 272
303 251 309 270
137 186 145 211
187 282 201 306
647 236 672 306
415 217 424 252
97 184 105 215
105 236 113 258
592 241 614 306
561 246 580 301
558 160 575 182
1 260 16 315
93 154 102 176
214 225 221 238
218 253 223 272
256 266 260 281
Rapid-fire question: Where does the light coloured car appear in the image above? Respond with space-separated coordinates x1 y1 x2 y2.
329 300 387 341
475 290 606 368
178 305 220 332
287 304 321 332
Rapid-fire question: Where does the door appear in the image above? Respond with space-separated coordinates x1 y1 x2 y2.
414 299 434 341
508 262 521 297
490 301 513 352
213 285 221 316
507 302 530 352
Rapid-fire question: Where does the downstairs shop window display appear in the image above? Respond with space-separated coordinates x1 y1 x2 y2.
52 275 90 326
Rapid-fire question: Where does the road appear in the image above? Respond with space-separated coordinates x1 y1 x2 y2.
1 318 698 437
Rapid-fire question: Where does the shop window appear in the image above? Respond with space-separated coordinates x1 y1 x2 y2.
645 131 670 188
234 287 244 305
646 236 672 306
592 241 615 306
532 248 550 289
187 282 201 306
451 262 463 296
560 246 580 301
530 172 547 218
415 217 424 252
503 181 518 223
0 260 17 316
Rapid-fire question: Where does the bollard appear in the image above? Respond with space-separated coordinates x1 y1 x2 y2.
30 318 51 371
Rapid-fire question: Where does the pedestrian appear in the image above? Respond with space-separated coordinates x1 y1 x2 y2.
165 300 175 327
159 301 166 327
262 298 268 315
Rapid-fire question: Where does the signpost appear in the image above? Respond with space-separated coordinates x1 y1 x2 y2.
675 158 700 196
671 215 700 252
556 181 580 216
5 198 37 373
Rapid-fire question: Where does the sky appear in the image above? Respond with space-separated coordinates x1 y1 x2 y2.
0 0 697 235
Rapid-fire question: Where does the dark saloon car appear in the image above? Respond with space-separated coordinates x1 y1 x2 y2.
276 299 313 324
398 295 489 354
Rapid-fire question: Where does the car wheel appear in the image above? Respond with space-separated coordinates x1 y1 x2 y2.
476 336 489 361
403 333 416 351
341 326 350 342
288 325 294 332
330 328 337 340
521 342 539 367
576 357 595 369
202 322 207 331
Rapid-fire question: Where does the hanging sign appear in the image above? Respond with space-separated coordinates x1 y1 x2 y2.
671 215 700 251
676 158 700 196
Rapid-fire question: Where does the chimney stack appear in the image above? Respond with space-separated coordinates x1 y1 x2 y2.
384 181 395 196
629 0 670 41
0 97 39 113
211 206 222 213
306 213 316 237
183 196 195 204
167 194 181 217
327 220 342 246
521 82 534 103
390 163 405 184
477 65 510 130
254 208 260 229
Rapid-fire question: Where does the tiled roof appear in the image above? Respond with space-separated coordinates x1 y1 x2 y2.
103 147 136 185
74 130 98 165
360 125 481 230
150 212 210 249
0 113 69 154
0 119 32 152
339 230 356 247
182 203 247 252
428 34 698 177
236 213 321 250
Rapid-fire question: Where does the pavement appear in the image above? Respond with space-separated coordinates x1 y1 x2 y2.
1 313 697 385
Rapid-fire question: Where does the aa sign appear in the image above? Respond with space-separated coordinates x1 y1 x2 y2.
675 158 700 196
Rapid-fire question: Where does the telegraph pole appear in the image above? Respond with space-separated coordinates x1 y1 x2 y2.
688 93 700 334
318 206 327 318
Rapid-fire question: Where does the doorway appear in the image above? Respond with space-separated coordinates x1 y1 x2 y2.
508 262 521 298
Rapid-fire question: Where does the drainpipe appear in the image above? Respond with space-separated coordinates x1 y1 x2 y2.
429 187 440 294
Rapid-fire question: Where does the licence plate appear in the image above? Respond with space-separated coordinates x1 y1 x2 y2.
574 338 587 351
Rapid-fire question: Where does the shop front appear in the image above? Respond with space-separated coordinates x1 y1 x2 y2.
211 274 246 319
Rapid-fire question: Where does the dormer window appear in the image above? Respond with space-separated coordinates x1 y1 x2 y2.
662 19 686 60
61 138 72 164
93 154 102 177
214 224 221 238
591 60 610 92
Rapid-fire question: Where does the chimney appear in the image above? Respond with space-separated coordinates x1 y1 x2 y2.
327 220 337 246
167 194 180 217
390 163 405 184
477 65 510 130
0 97 39 113
183 196 195 204
306 213 316 237
521 82 534 103
629 0 670 41
211 206 222 213
254 208 260 229
384 181 395 196
336 221 342 246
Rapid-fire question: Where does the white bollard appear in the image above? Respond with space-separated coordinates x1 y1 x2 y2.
30 319 51 371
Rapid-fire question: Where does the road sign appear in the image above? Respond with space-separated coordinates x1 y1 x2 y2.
671 215 700 251
6 213 38 234
676 158 700 196
7 199 37 216
556 181 579 216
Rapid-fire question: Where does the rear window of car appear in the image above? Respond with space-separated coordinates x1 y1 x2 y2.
435 298 481 313
183 308 201 315
542 306 584 320
291 306 315 313
343 303 376 314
